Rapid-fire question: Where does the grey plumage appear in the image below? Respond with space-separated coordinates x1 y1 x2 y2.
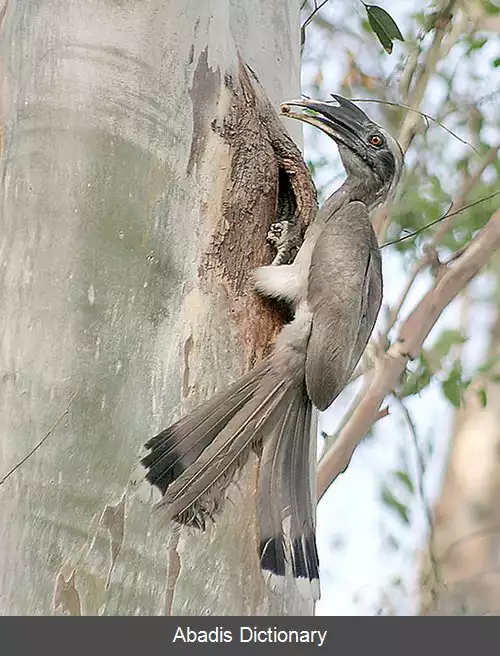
133 94 404 600
305 201 382 410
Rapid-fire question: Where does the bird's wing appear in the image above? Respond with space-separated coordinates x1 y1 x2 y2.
305 201 382 411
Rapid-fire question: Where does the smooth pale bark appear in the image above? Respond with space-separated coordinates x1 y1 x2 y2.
420 308 500 615
0 0 314 615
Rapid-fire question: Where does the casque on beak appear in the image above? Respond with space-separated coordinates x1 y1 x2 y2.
280 95 369 151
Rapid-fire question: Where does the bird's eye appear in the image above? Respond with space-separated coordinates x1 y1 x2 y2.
369 134 384 148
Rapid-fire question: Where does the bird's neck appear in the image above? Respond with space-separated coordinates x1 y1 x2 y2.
322 176 388 220
320 184 349 218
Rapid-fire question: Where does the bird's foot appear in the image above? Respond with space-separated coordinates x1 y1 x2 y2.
267 220 300 266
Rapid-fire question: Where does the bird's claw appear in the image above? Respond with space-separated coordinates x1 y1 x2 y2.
267 220 300 266
267 221 290 247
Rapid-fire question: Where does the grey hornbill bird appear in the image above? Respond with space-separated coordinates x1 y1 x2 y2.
134 95 404 600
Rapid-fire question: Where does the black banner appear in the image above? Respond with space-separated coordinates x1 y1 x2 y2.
0 616 495 655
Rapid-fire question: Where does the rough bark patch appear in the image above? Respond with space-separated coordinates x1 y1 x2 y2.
202 57 318 368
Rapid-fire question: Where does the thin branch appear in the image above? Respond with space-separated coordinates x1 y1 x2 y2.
476 89 500 106
350 98 478 154
430 143 500 247
301 0 331 36
0 391 76 486
382 189 500 248
380 148 500 343
317 208 500 501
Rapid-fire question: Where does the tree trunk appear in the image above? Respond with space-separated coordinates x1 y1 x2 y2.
0 0 317 615
421 303 500 616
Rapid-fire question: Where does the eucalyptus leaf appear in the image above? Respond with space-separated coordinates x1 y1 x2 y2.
432 329 466 359
442 360 466 408
477 387 488 408
381 485 410 524
366 5 404 54
394 470 415 494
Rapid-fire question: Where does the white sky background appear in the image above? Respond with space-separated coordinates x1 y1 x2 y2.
300 0 499 615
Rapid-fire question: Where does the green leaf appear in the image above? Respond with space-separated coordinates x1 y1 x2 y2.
442 360 465 408
428 174 450 202
442 380 461 407
477 387 488 408
400 353 431 397
432 329 466 359
401 370 430 397
394 470 415 494
457 156 471 172
467 37 488 53
482 0 500 16
478 354 500 374
492 57 500 68
381 485 410 524
367 12 392 52
366 5 404 54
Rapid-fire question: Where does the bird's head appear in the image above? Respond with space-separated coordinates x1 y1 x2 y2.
281 95 404 211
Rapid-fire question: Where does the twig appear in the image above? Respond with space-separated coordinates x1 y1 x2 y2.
380 150 500 346
382 189 500 248
301 0 331 42
317 208 500 500
350 98 478 154
431 143 500 247
0 391 76 486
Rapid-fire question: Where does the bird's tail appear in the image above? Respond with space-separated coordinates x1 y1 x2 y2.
132 345 319 599
258 381 319 600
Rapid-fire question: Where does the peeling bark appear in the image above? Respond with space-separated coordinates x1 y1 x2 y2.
53 570 82 617
205 57 317 366
187 47 222 177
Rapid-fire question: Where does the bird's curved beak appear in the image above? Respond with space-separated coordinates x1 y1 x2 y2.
280 95 368 150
